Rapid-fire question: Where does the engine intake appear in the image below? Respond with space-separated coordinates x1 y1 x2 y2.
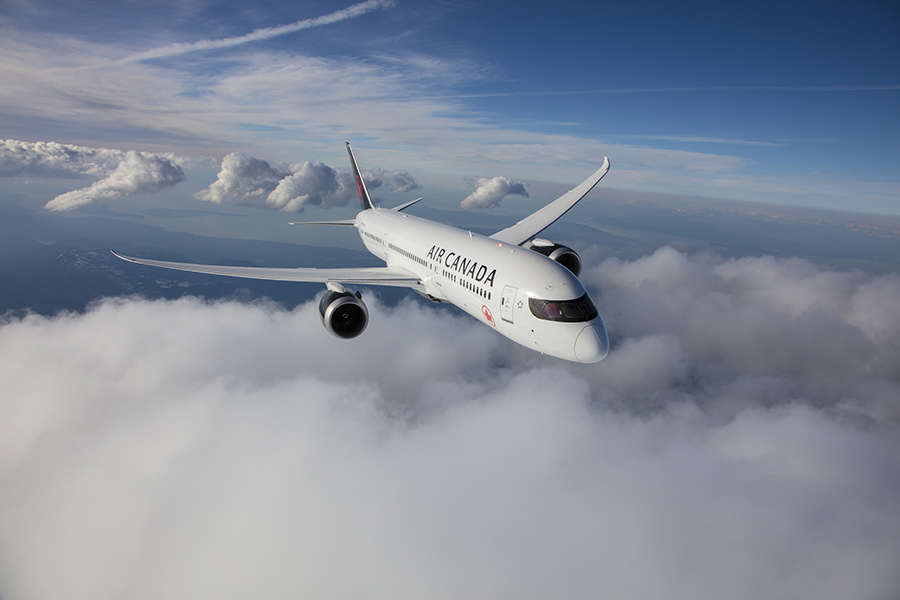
319 290 369 339
527 239 582 276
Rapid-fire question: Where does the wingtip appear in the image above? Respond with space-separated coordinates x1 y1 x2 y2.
597 156 610 176
111 250 135 263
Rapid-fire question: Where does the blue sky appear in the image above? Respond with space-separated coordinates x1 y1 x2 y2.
1 0 898 212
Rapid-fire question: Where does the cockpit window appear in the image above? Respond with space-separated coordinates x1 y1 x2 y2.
528 293 598 323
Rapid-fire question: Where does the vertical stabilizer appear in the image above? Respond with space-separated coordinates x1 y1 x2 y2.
346 141 374 210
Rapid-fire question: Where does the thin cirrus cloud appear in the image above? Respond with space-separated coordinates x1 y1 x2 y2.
0 32 785 207
432 84 900 99
1 8 896 209
461 175 529 209
197 152 419 212
1 139 186 211
0 32 753 190
1 248 898 599
623 134 782 147
112 0 396 64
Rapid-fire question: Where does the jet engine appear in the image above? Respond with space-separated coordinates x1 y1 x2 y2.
527 238 582 276
319 289 369 338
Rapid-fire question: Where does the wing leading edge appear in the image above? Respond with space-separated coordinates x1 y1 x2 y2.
490 157 610 246
111 251 421 288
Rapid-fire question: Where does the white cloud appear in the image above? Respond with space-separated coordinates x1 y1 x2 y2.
115 0 396 64
580 247 900 419
197 153 419 212
0 33 755 192
267 161 352 212
1 139 186 211
461 175 528 209
1 21 898 210
1 138 122 178
1 249 899 599
45 151 186 211
364 168 421 193
195 152 288 205
390 172 419 192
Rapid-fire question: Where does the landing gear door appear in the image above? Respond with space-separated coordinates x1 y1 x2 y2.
501 285 517 323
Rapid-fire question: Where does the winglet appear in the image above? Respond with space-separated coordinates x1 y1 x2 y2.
346 141 374 210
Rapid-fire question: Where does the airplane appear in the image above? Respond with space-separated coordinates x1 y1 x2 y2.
113 142 611 363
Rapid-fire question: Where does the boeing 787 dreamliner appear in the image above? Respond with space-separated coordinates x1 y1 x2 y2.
114 143 610 363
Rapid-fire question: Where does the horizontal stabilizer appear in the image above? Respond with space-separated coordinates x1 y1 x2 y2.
391 197 424 212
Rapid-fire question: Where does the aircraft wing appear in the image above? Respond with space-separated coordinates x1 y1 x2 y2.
111 251 421 288
490 157 610 246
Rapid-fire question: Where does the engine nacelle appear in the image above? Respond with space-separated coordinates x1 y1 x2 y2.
319 290 369 339
527 239 582 276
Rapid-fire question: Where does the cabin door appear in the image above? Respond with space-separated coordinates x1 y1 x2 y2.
500 285 517 323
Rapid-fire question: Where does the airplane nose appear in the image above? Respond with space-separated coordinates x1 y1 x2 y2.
574 318 609 363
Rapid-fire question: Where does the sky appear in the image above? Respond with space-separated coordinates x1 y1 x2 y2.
2 3 900 599
1 0 898 213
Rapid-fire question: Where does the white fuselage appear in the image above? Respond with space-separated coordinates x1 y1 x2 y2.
355 208 609 363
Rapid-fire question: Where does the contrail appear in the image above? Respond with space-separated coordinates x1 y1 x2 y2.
116 0 395 64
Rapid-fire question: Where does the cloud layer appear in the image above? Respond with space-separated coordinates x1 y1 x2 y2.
1 139 186 211
461 175 528 208
1 248 899 599
197 152 419 212
582 247 900 419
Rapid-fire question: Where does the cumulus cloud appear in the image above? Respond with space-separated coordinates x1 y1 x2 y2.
197 153 419 212
0 138 120 177
45 151 186 211
364 168 421 193
461 175 528 209
389 171 419 192
1 139 186 211
195 152 289 205
266 160 345 211
1 249 899 599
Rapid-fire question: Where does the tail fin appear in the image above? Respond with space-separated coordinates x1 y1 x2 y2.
346 141 374 210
